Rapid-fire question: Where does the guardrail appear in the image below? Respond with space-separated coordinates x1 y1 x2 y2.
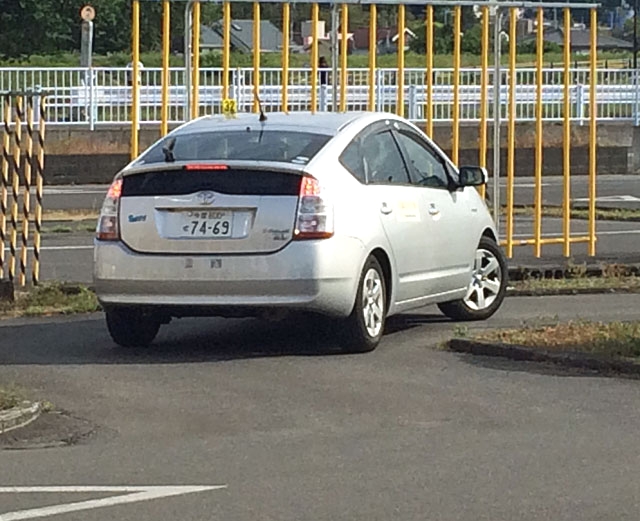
1 66 639 127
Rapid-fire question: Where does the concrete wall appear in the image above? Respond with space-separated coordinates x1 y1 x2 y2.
28 122 640 184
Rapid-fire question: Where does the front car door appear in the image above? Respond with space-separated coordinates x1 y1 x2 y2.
391 122 477 294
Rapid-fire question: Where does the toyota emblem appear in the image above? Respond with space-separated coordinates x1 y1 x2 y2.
196 191 216 205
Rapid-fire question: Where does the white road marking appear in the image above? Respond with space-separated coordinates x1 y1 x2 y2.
0 485 226 521
573 195 640 202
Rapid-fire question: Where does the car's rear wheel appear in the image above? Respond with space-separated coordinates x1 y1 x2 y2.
105 307 161 348
342 256 386 353
438 236 507 321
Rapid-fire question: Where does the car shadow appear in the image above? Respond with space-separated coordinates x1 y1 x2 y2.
0 311 453 366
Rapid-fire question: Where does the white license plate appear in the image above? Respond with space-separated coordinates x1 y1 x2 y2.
178 210 233 238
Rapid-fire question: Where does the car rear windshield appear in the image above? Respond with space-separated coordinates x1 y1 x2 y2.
138 130 332 165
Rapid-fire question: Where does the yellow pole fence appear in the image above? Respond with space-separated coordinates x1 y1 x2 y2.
340 4 348 112
32 96 46 286
130 0 140 159
223 2 231 100
425 5 433 137
534 7 544 257
253 2 261 113
311 3 319 114
191 0 201 119
563 7 571 257
161 0 171 136
368 4 377 111
0 96 9 280
452 5 461 165
19 97 34 287
589 7 597 256
8 96 22 283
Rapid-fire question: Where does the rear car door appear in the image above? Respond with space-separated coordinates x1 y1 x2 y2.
392 124 476 293
345 123 432 303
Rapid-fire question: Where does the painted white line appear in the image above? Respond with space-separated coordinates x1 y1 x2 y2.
574 195 640 202
0 485 226 521
510 229 640 239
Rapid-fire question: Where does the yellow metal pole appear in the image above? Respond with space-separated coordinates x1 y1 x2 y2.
452 5 461 165
32 96 46 286
534 7 544 258
396 4 405 116
282 2 290 112
8 96 22 284
253 2 261 113
131 0 140 160
223 1 231 100
311 3 319 114
368 4 377 111
0 95 10 280
19 97 34 287
589 7 597 256
340 4 349 112
426 5 433 136
506 7 517 259
563 7 571 257
478 5 489 199
161 0 171 136
191 0 201 119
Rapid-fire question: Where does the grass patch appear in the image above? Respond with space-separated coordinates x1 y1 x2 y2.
512 275 640 293
42 210 100 222
0 387 23 411
475 320 640 359
0 282 100 318
43 225 73 234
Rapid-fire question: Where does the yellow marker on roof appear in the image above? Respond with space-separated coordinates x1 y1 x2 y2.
222 98 237 118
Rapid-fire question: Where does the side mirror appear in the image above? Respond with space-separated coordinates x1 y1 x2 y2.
458 166 488 187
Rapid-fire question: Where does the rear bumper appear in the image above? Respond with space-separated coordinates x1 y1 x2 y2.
93 236 366 317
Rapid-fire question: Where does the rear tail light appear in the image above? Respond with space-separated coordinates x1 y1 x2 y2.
293 176 334 240
96 178 122 241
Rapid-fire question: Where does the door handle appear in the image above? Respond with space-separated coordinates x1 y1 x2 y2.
380 203 393 215
428 204 440 216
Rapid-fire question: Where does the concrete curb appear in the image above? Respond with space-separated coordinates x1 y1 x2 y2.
447 338 640 377
0 402 42 435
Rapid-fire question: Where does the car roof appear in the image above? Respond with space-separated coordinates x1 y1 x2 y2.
176 111 383 136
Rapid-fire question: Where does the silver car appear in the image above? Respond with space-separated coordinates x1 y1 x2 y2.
94 111 507 352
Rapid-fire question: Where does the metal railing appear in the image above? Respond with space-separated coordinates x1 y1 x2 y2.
1 66 638 127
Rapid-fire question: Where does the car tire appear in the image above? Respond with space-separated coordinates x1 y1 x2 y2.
438 236 508 321
342 256 387 353
105 307 161 348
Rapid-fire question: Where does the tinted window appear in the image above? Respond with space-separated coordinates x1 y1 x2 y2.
339 140 366 183
361 131 410 185
122 169 301 197
138 130 331 165
394 131 450 189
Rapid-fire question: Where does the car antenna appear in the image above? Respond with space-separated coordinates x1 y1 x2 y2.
162 137 176 163
255 90 267 122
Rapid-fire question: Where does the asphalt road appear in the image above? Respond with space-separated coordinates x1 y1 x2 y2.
2 294 640 520
40 175 640 212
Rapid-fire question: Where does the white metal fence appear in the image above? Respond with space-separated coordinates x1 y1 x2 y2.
1 66 639 127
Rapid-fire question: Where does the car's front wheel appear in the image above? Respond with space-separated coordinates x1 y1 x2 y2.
105 307 161 348
438 236 507 321
342 256 387 353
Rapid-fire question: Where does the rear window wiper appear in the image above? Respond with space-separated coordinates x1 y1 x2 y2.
162 137 176 163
